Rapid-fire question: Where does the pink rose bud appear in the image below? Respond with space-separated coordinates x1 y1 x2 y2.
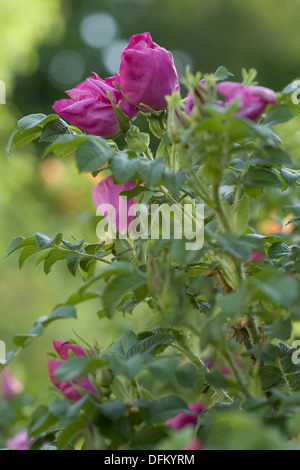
119 32 180 111
48 340 98 402
166 402 205 430
217 81 277 121
1 368 24 399
53 73 138 138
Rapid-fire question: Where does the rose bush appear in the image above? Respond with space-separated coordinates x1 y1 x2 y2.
3 32 300 451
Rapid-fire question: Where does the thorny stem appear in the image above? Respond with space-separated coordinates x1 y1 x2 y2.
223 347 251 399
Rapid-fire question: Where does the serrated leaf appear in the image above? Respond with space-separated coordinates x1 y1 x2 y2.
259 365 285 391
44 249 69 274
19 246 40 268
214 66 234 81
67 253 82 276
102 272 146 317
5 236 37 258
35 232 63 249
42 135 87 159
110 153 140 183
125 333 173 358
76 138 115 172
280 168 300 185
268 242 291 259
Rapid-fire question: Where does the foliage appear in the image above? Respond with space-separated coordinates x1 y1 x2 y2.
3 39 300 450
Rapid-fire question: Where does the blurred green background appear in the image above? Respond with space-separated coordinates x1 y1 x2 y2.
1 0 300 403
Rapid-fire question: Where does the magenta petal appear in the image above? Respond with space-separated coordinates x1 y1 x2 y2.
165 412 197 430
188 402 206 414
48 359 82 402
52 340 87 360
6 430 28 450
92 175 136 233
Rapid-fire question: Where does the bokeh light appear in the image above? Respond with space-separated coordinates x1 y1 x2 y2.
79 13 118 49
48 50 85 88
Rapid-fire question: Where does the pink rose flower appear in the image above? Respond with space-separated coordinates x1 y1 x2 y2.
119 32 180 111
1 368 24 399
53 73 138 138
48 340 98 402
92 174 136 234
217 81 277 120
6 430 33 450
166 402 205 430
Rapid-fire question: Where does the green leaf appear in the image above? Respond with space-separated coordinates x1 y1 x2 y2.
54 356 92 382
6 128 40 155
42 305 77 327
214 66 234 81
148 357 180 382
263 105 295 126
244 168 282 188
35 232 63 249
76 138 115 172
231 193 249 235
175 363 198 388
92 400 127 421
44 249 69 274
259 366 285 391
268 242 291 259
109 354 144 380
18 113 59 131
134 396 188 423
19 245 40 268
125 333 173 358
263 316 292 341
29 405 58 437
67 253 82 277
125 125 150 154
57 419 84 450
280 168 300 185
139 157 165 186
5 236 37 258
13 323 44 347
249 268 298 308
163 170 185 197
110 330 138 358
42 135 87 159
40 118 74 143
110 152 139 183
102 272 146 317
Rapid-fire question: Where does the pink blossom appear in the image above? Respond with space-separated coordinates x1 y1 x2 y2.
48 340 98 402
1 368 24 399
92 174 136 234
217 81 277 120
53 73 138 138
166 402 205 430
119 32 180 111
6 430 32 450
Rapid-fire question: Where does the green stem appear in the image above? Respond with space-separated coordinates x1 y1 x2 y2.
247 314 260 346
223 347 251 399
172 342 232 402
55 246 111 265
212 184 230 232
